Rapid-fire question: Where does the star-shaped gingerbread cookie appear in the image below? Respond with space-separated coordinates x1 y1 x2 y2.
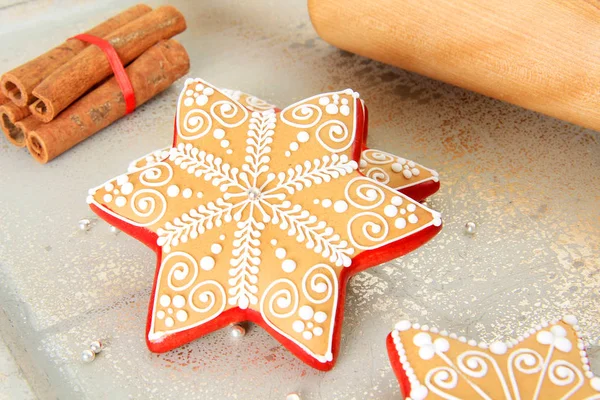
87 78 442 370
387 316 600 399
128 88 441 202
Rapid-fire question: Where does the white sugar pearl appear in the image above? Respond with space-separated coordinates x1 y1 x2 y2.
81 349 95 363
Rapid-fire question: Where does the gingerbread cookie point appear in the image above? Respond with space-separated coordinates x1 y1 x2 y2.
88 79 442 368
387 315 600 399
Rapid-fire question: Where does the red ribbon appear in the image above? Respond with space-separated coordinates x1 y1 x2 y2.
72 34 136 114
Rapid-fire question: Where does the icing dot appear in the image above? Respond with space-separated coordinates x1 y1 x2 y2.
172 295 185 308
285 151 291 157
297 131 309 143
395 218 407 229
302 331 313 340
391 196 403 206
219 234 226 240
167 185 180 197
384 204 398 217
318 97 330 105
314 311 327 323
289 142 299 151
184 97 194 107
185 89 194 96
321 199 332 208
391 163 403 173
307 322 314 329
200 256 215 271
400 209 406 215
412 168 421 176
195 84 204 91
157 311 165 319
313 199 320 204
403 169 413 179
340 105 350 116
196 94 208 106
226 149 233 155
104 183 114 192
490 341 508 355
313 327 324 336
115 196 127 207
220 140 230 148
325 104 338 114
408 214 419 224
333 200 348 213
212 129 225 139
159 295 170 307
411 386 429 400
407 204 417 212
282 259 296 273
203 87 214 96
121 182 134 195
359 159 367 169
167 308 173 314
395 320 412 331
103 193 113 203
292 320 305 333
197 192 204 198
176 310 188 322
182 188 193 199
165 317 174 328
270 239 278 245
275 248 287 259
299 305 314 320
211 243 223 254
591 377 600 391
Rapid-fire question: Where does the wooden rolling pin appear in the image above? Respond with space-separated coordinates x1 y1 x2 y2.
308 0 600 131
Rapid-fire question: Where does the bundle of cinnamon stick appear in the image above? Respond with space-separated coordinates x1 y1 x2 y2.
0 4 190 163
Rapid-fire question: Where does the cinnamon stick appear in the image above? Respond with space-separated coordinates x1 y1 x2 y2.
0 4 152 107
13 116 43 147
26 40 190 164
1 100 31 147
30 6 187 123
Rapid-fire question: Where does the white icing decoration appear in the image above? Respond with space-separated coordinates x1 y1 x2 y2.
200 256 215 271
360 149 440 190
282 259 297 273
157 310 165 319
490 341 508 355
159 295 170 307
213 128 225 139
299 305 314 321
407 204 417 212
314 311 327 323
293 320 305 333
103 193 112 202
313 327 324 336
182 188 193 198
165 317 174 328
297 131 309 143
121 182 134 195
167 185 180 197
303 331 313 340
391 196 403 206
333 200 348 213
321 199 332 208
384 204 398 217
211 243 222 255
115 196 126 207
176 309 188 322
408 214 419 224
172 295 185 308
275 248 287 259
395 218 407 229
